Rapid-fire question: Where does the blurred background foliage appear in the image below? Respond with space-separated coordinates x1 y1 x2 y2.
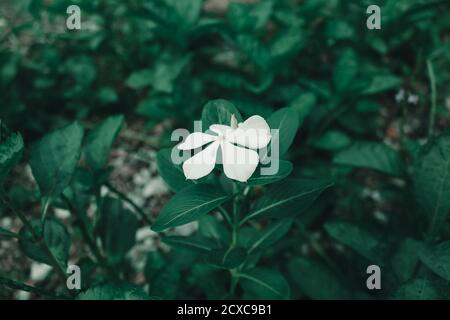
1 0 450 299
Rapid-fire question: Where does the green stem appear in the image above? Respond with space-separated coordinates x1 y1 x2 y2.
0 192 39 241
105 182 153 225
217 205 232 227
61 194 105 266
0 192 69 290
40 197 51 224
0 276 68 299
228 182 242 297
427 59 437 137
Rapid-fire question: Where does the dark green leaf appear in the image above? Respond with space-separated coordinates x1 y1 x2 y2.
156 148 193 192
97 197 139 265
125 69 153 90
333 48 358 93
19 218 71 266
391 238 424 282
30 122 84 197
313 130 351 151
152 184 230 232
207 247 247 269
244 178 333 221
247 160 293 186
239 267 290 299
0 132 24 184
414 134 450 239
334 142 404 176
392 277 440 300
198 215 230 246
162 236 217 254
420 241 450 281
84 115 124 170
289 257 353 299
77 283 149 300
324 221 385 263
201 99 243 130
362 74 401 95
266 107 300 156
247 219 293 254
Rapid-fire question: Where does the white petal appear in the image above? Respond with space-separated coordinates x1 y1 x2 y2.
226 115 271 149
221 141 259 182
177 132 217 150
182 141 220 180
209 124 233 136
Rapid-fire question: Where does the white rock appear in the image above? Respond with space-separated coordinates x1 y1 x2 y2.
30 263 53 282
54 208 71 220
142 176 169 198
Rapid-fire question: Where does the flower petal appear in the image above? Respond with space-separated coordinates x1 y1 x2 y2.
226 115 271 149
209 124 233 136
221 141 259 182
182 141 220 180
177 132 217 150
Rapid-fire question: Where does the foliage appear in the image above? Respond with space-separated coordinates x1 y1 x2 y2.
1 0 450 300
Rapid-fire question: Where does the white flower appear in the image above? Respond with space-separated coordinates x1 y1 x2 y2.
177 115 271 182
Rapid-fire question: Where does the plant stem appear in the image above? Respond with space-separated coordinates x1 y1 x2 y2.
0 276 68 299
0 192 69 289
105 182 153 225
40 197 51 224
217 205 232 227
61 194 105 266
228 182 242 297
427 59 437 137
0 192 39 240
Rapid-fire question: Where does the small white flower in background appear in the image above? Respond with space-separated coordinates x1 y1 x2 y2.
395 89 405 103
178 115 271 182
407 94 419 105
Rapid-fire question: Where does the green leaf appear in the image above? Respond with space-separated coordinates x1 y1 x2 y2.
247 219 293 254
125 69 153 89
77 283 150 300
247 160 293 186
97 197 139 265
414 134 450 239
334 142 404 176
152 184 230 232
162 236 217 254
324 221 385 263
313 130 352 151
30 122 84 197
19 218 71 267
392 277 441 300
0 227 19 239
333 48 358 93
362 74 401 95
198 215 230 246
239 267 290 299
244 178 333 222
156 148 193 192
289 257 353 299
207 247 247 269
420 241 450 281
149 265 180 299
0 132 24 184
391 238 424 282
228 0 273 32
201 99 243 130
266 107 300 156
84 115 124 170
287 92 316 122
